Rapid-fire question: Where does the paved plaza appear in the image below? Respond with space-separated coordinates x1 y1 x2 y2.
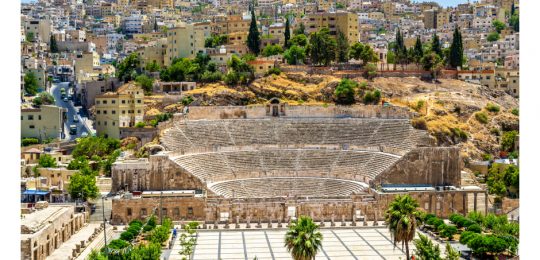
167 226 446 260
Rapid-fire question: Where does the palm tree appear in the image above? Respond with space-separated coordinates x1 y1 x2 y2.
284 216 323 260
385 194 422 260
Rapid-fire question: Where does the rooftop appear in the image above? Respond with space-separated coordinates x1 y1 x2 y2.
21 205 72 235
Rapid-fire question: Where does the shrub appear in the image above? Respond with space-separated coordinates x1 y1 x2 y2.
411 117 428 130
501 130 518 152
334 78 358 105
451 127 468 141
467 211 485 225
490 128 500 136
511 108 519 116
130 220 143 227
414 100 425 112
135 122 146 128
440 225 458 240
108 239 130 249
120 231 135 241
481 153 493 161
485 103 500 113
459 231 478 244
265 67 281 76
467 224 482 233
425 214 437 222
475 112 488 124
181 95 194 106
22 138 39 146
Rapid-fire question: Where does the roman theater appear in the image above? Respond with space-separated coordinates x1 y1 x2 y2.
110 101 487 226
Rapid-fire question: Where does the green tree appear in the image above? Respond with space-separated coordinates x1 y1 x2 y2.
145 61 160 72
285 216 323 260
334 78 358 105
501 130 518 151
32 92 55 106
492 20 505 33
349 43 379 65
68 172 99 201
284 17 291 48
135 74 155 94
431 33 443 58
116 53 141 82
385 194 422 260
24 71 40 95
444 242 460 260
413 36 424 67
421 51 444 80
449 27 464 69
284 45 306 65
38 154 58 168
413 232 441 260
293 22 306 35
247 6 261 55
365 63 378 80
336 30 350 63
487 32 500 42
262 44 283 57
50 35 58 53
290 34 308 47
26 32 35 42
309 28 337 66
509 13 519 32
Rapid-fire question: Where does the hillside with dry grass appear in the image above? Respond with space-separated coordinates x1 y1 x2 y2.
146 72 518 162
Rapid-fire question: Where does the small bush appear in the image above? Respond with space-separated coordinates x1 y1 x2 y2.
411 117 428 130
441 225 458 240
265 67 281 76
414 100 425 112
481 153 493 161
467 224 482 233
181 95 194 106
108 239 130 249
451 127 468 141
490 128 500 136
511 108 519 116
22 138 39 146
485 103 500 113
130 220 143 227
475 112 489 124
134 122 146 128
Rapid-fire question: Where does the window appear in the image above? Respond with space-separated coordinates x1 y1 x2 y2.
122 110 125 114
122 100 125 104
137 110 141 114
104 121 107 126
127 208 132 216
140 208 147 216
112 100 116 104
137 100 141 103
173 208 180 217
21 116 23 120
112 110 116 114
38 115 41 120
28 115 34 120
97 121 100 125
187 207 193 215
112 122 115 126
103 100 107 104
162 208 167 217
96 100 100 104
103 110 107 114
29 125 35 129
97 110 101 114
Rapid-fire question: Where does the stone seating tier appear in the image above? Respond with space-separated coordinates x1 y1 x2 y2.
207 177 368 198
162 118 427 152
172 149 400 183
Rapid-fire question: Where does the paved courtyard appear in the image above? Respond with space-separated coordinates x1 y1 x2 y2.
168 226 445 260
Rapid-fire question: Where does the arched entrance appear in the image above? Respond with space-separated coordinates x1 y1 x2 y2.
266 98 286 117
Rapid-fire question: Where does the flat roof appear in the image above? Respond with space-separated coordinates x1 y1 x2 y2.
21 205 72 234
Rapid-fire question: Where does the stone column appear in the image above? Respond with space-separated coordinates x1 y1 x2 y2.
246 217 251 228
331 214 335 227
462 193 467 215
473 193 478 212
451 193 456 214
235 216 240 229
485 192 489 215
428 194 433 214
341 215 346 226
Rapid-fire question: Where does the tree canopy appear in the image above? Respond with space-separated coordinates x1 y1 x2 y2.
32 92 55 106
334 78 358 105
247 7 261 55
24 71 40 96
285 216 323 260
308 28 337 66
283 45 306 65
448 27 464 69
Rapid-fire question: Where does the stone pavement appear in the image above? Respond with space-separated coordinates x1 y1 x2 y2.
166 224 448 260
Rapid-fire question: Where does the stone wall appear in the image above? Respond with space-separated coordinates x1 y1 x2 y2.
20 206 87 260
186 104 412 120
119 127 158 147
111 196 207 225
111 155 207 193
373 147 461 187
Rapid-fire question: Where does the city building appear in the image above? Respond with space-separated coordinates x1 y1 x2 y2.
94 83 145 139
304 11 359 44
21 105 67 141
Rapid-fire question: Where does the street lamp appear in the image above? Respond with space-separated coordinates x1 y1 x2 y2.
102 196 109 256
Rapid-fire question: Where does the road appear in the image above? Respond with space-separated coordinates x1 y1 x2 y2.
50 82 94 141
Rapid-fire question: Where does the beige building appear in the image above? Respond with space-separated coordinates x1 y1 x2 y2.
164 22 211 66
24 19 52 42
423 9 437 29
21 105 66 141
304 11 359 44
20 205 87 260
213 15 251 35
136 38 167 69
95 83 145 139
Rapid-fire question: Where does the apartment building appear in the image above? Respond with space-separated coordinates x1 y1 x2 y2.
304 11 359 44
212 15 251 35
164 22 211 66
94 83 145 139
21 105 66 141
136 38 168 68
24 19 52 43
